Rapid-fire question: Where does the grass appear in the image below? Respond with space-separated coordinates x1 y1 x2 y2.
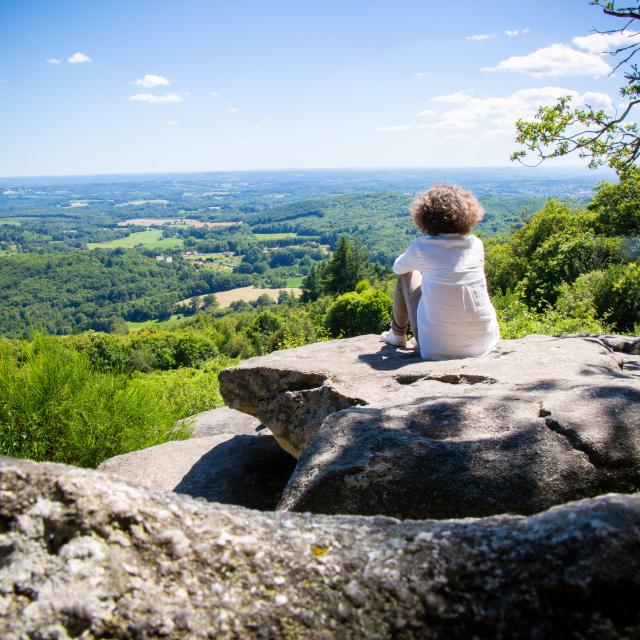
253 232 298 241
87 229 184 250
285 276 304 287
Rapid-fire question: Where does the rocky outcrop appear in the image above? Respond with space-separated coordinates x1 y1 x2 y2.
2 457 640 639
219 334 640 519
98 432 296 511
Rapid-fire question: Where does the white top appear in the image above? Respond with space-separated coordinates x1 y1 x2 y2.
393 234 499 360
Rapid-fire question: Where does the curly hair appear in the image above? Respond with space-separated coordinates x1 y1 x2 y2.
410 184 484 235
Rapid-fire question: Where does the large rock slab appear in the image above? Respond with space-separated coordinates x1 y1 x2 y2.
219 334 630 458
2 457 640 639
99 434 296 510
220 334 640 519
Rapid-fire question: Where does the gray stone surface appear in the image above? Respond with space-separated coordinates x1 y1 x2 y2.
219 334 640 519
99 434 296 510
278 394 602 518
184 406 262 438
1 457 640 639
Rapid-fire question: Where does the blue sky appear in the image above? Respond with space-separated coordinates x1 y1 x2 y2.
0 0 635 176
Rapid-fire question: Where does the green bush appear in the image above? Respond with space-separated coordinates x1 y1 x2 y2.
324 288 392 338
494 291 608 339
0 334 199 467
564 262 640 332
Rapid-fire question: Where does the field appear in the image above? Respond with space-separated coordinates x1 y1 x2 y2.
285 276 304 287
253 232 298 241
181 285 303 308
184 252 242 271
125 314 187 332
87 229 184 250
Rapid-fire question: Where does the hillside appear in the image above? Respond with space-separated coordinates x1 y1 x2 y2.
0 169 594 337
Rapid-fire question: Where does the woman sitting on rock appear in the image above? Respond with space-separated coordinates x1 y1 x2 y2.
380 184 499 360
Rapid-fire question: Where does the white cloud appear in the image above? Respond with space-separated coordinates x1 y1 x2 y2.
443 133 472 140
67 52 92 64
466 34 496 41
134 74 170 88
166 120 177 126
580 91 614 109
209 90 219 96
484 43 611 77
374 125 411 132
431 90 470 104
426 86 615 135
481 128 512 138
416 109 436 117
129 93 184 103
415 72 429 78
226 106 239 113
505 28 530 38
573 30 640 53
46 58 61 64
426 119 478 130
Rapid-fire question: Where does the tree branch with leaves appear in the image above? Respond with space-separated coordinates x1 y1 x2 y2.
512 1 640 174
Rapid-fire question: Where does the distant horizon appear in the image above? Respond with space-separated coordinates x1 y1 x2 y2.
0 164 617 184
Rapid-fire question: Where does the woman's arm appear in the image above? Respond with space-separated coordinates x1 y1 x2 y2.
392 241 420 275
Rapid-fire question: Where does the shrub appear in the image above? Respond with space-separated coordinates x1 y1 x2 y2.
584 262 640 332
324 289 392 338
494 291 608 339
0 334 194 467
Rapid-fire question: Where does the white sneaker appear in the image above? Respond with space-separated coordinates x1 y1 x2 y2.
379 329 407 348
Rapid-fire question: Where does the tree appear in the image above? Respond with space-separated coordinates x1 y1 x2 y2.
322 235 374 296
588 165 640 233
201 294 219 312
300 264 324 302
512 1 640 173
324 235 355 294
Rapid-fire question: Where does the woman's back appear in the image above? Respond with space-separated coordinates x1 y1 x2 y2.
392 234 499 360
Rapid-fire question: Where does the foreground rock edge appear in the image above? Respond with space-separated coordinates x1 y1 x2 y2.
1 457 639 639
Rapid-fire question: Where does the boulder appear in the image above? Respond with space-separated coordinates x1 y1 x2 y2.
219 334 640 518
278 395 603 519
183 406 262 438
1 457 640 639
99 434 296 511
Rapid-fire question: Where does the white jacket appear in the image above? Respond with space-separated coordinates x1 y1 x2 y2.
393 234 499 360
